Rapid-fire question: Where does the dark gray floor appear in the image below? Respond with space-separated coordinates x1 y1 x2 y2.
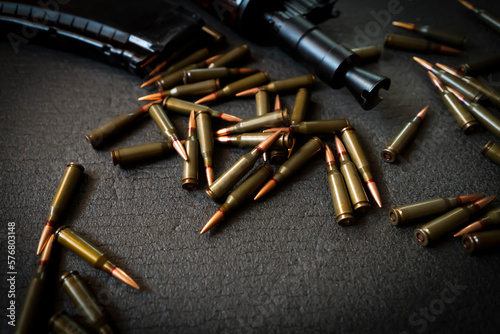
1 0 500 333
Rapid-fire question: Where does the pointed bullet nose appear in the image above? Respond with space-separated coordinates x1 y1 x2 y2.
413 57 433 71
392 21 415 30
427 72 443 89
206 167 214 186
236 87 260 97
40 234 55 263
458 0 474 10
416 106 429 120
257 130 282 152
200 210 225 234
334 135 346 154
274 95 281 111
457 194 484 205
454 221 483 237
195 93 217 104
474 195 497 210
324 143 335 164
219 113 243 122
367 181 382 208
188 111 196 129
435 63 458 76
173 140 188 161
141 74 162 88
438 45 462 54
111 267 140 290
254 179 277 200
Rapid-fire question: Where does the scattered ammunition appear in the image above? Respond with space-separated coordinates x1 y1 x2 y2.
60 271 114 334
414 57 483 102
340 127 382 208
163 97 242 122
55 226 140 289
448 88 500 139
184 67 259 84
196 72 270 104
462 230 500 253
482 140 500 166
324 144 354 226
285 119 351 134
427 72 478 134
15 236 55 334
381 106 428 163
148 104 188 161
254 137 323 200
86 102 156 148
255 90 271 117
389 194 484 226
36 162 84 255
414 195 496 246
236 74 316 96
458 54 500 76
352 46 381 62
392 21 467 49
455 207 500 237
111 141 178 166
196 110 215 185
384 34 461 54
183 111 199 190
208 44 250 68
201 163 273 234
140 79 220 101
458 0 500 35
290 88 311 125
206 130 282 202
216 109 289 136
216 132 294 150
335 136 370 213
164 48 210 75
49 311 91 334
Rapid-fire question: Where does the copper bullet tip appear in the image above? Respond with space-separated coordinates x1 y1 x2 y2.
254 178 277 200
219 113 243 122
428 72 444 90
324 143 335 164
200 209 225 234
413 57 434 71
140 100 163 112
40 234 55 263
458 0 474 10
148 60 168 76
474 195 497 210
435 63 459 76
215 136 230 143
457 194 484 205
236 87 260 97
140 53 159 68
111 267 140 290
216 128 230 136
205 54 223 65
195 93 217 104
206 166 214 186
37 221 55 255
392 21 416 30
240 68 259 75
438 45 462 54
334 135 347 155
257 130 282 152
138 92 163 101
263 127 290 133
416 105 429 120
140 74 163 88
173 140 189 161
454 221 483 237
274 94 281 111
367 181 383 208
288 137 296 158
188 111 196 130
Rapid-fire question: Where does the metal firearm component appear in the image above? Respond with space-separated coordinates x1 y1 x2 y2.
458 54 500 76
184 67 259 83
216 110 290 136
392 21 467 49
208 44 250 68
482 140 500 166
462 230 500 254
111 142 178 166
196 110 215 185
183 111 199 190
149 104 188 160
49 311 91 334
385 34 461 54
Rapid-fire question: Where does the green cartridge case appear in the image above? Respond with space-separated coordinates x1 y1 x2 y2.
390 196 471 226
255 90 271 117
208 44 250 68
463 101 500 139
149 104 181 144
60 271 114 334
482 140 500 166
439 90 478 134
219 110 289 135
216 132 293 150
86 109 146 147
157 64 196 91
458 55 500 76
381 111 425 163
385 34 455 53
182 122 199 190
214 72 270 99
258 74 316 94
337 146 370 213
462 230 500 253
478 207 500 227
352 46 381 62
196 110 214 176
290 119 351 134
290 88 310 125
326 155 354 226
184 67 258 84
111 142 175 166
414 202 486 246
49 311 91 334
164 79 220 98
412 24 467 49
468 7 500 35
165 48 210 75
434 71 483 102
163 97 230 120
340 127 373 184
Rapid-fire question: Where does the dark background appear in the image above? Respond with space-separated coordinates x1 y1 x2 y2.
1 0 500 333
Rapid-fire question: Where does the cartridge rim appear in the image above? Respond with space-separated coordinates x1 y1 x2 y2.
414 228 430 246
182 178 198 190
461 121 478 135
340 126 355 136
54 225 70 239
67 162 85 172
353 202 370 213
48 311 65 328
462 234 478 253
381 147 398 163
389 208 403 225
481 140 494 155
110 150 119 166
85 134 98 147
337 213 355 227
60 270 79 285
205 188 219 202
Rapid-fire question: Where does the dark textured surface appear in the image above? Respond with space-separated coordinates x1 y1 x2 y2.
1 0 500 333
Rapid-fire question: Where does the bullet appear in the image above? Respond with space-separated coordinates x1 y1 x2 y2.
448 88 500 139
111 141 179 166
216 109 289 136
462 230 500 253
15 236 55 334
49 311 91 334
392 21 467 49
325 144 354 226
139 79 220 101
254 137 323 200
335 136 370 213
414 195 496 246
216 132 294 150
196 110 215 185
163 97 242 122
290 88 311 125
206 130 282 202
458 0 500 35
236 74 316 96
352 46 381 62
201 25 225 45
455 207 500 237
164 48 210 75
196 72 270 104
381 106 428 163
427 72 478 134
148 104 188 161
255 90 271 117
86 102 157 148
437 63 500 108
340 127 382 208
384 34 461 54
458 54 500 76
184 67 259 84
482 140 500 166
288 119 351 134
183 111 199 190
36 162 84 255
60 271 114 334
55 226 140 289
201 163 273 234
389 194 484 226
208 44 250 68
